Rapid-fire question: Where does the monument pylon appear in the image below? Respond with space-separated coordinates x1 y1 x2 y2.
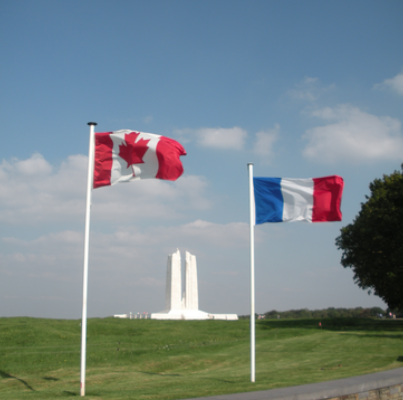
185 251 198 311
165 249 182 312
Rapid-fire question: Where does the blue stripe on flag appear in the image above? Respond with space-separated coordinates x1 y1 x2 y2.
254 177 284 224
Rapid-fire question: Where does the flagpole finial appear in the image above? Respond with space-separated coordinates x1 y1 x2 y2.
87 122 97 126
247 162 254 166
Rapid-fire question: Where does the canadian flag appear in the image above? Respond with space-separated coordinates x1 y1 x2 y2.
93 130 186 189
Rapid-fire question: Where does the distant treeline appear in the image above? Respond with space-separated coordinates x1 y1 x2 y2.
240 307 389 319
263 307 387 319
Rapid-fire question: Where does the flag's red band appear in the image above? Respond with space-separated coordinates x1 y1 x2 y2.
312 175 344 222
93 132 113 189
156 136 187 180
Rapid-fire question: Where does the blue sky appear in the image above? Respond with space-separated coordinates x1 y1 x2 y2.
1 0 402 318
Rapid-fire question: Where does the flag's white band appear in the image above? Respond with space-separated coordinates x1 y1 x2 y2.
281 178 314 222
109 130 161 184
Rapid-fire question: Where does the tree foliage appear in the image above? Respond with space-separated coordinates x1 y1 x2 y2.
262 307 385 319
336 166 403 310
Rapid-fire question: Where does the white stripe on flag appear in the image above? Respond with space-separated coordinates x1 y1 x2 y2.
110 130 160 184
281 179 314 222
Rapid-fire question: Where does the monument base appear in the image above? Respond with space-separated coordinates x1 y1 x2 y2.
151 309 238 320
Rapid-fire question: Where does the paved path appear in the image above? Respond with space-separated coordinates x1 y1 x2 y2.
182 367 403 400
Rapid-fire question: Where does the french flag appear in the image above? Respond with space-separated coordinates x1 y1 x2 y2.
253 175 344 224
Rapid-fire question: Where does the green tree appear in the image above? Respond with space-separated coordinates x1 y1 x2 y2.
336 166 403 310
370 307 385 317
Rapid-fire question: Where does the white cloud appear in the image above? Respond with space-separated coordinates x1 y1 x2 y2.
164 219 250 248
176 127 247 150
288 77 334 102
0 219 256 278
0 154 87 224
374 71 403 96
302 104 403 163
253 124 279 159
0 153 211 225
92 174 210 222
1 230 83 279
13 153 53 176
0 219 256 317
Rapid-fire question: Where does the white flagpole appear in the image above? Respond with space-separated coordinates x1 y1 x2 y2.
80 122 97 397
247 163 255 382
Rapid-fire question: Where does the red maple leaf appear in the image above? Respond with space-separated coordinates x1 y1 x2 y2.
119 132 150 168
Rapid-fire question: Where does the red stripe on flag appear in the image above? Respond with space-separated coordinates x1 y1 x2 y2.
155 136 187 181
93 132 114 189
312 175 344 222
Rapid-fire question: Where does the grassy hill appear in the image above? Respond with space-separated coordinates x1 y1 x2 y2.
1 317 403 399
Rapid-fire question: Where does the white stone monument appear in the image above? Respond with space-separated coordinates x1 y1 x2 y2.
185 251 198 311
151 250 238 320
165 249 182 312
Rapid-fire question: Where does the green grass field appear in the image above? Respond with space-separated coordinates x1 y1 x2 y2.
1 317 403 399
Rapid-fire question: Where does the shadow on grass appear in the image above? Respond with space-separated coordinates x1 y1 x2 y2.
0 369 35 391
137 371 182 377
201 377 235 384
258 318 403 332
62 391 77 396
338 333 403 339
43 376 59 381
138 371 234 384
